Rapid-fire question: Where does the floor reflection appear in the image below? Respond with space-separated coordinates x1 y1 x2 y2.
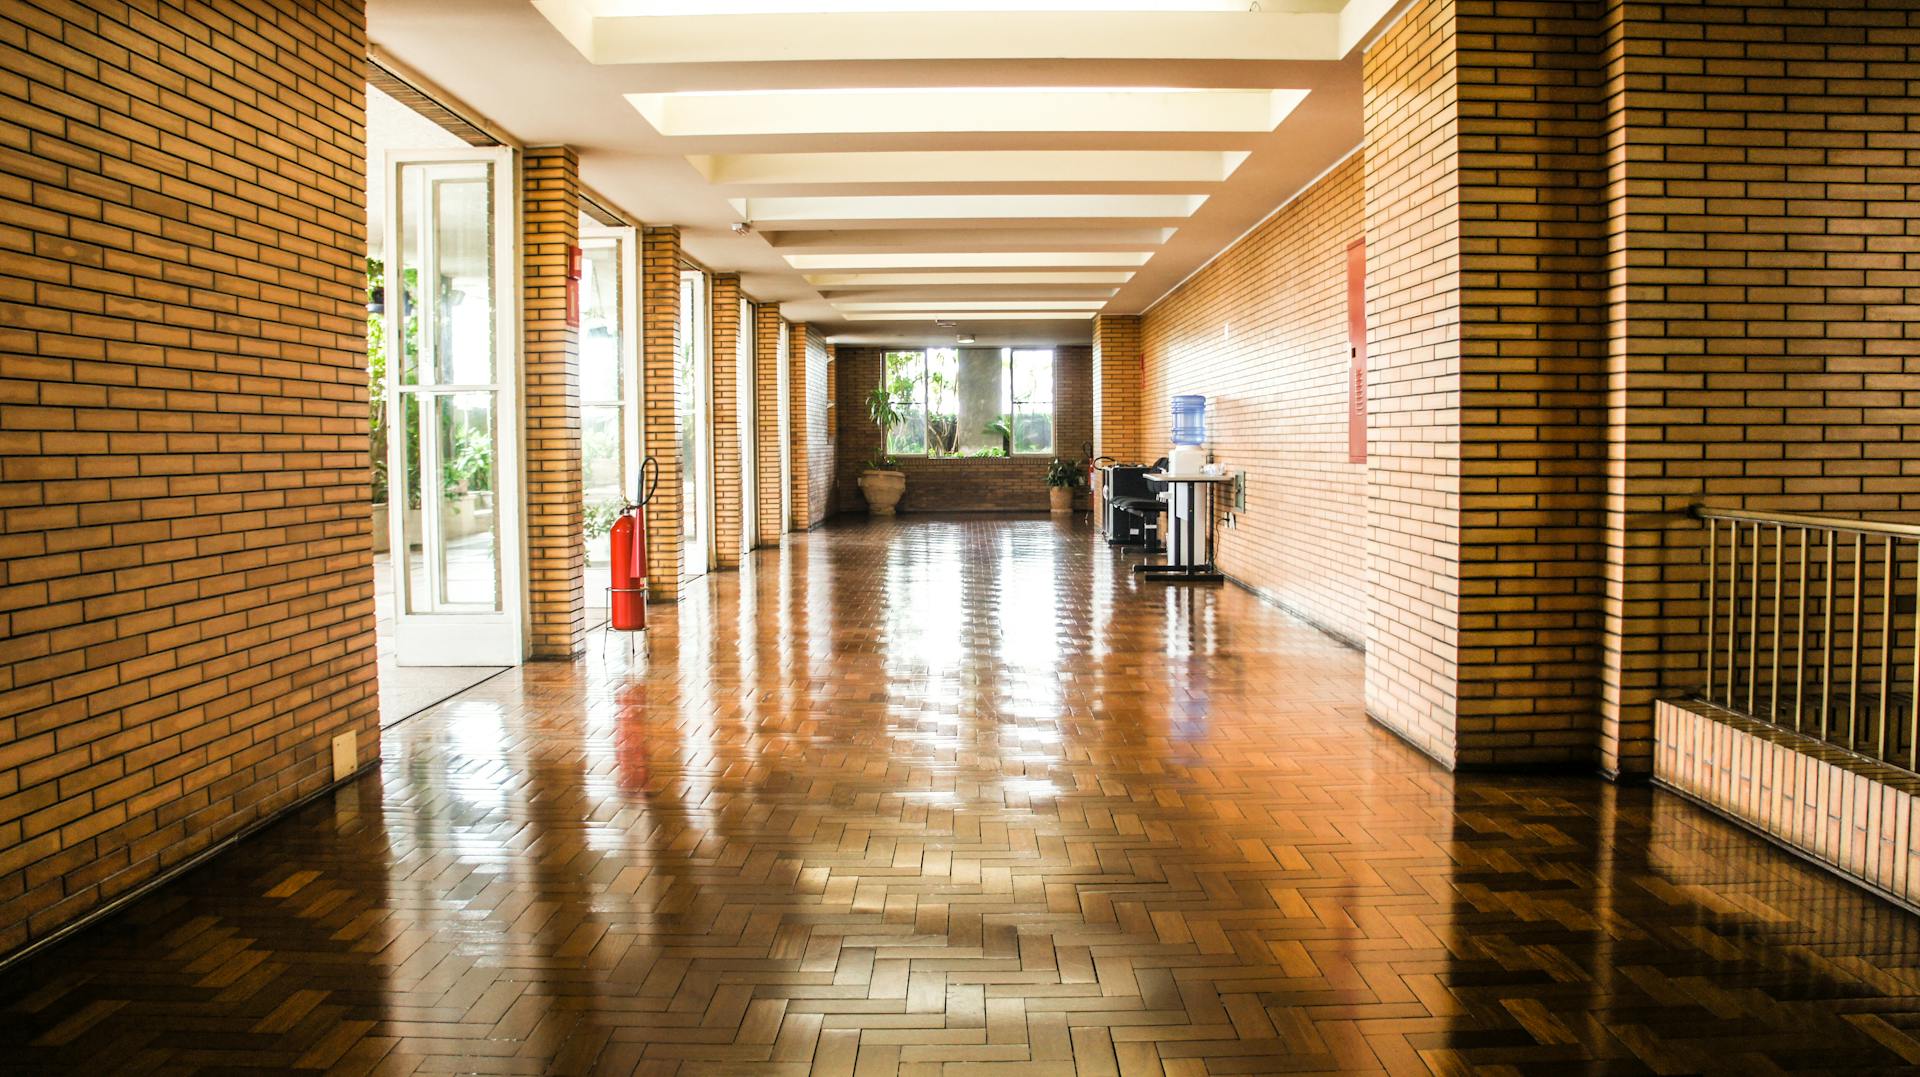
3 515 1920 1073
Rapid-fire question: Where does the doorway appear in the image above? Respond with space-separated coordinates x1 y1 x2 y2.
581 225 640 623
678 269 713 580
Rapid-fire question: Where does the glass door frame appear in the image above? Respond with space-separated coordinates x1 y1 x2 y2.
679 267 715 579
381 147 524 666
580 224 642 502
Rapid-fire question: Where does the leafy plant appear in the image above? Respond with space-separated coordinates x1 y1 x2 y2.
868 446 897 471
584 496 624 542
866 382 907 470
985 414 1012 456
1045 458 1082 488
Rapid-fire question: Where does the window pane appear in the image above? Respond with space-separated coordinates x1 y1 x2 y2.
582 404 624 502
954 347 1005 457
436 392 500 610
884 350 927 455
1010 349 1054 455
580 241 621 402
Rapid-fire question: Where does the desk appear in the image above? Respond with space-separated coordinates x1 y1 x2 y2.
1141 471 1231 583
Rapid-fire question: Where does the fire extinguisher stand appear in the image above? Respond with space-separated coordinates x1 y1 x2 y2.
603 456 659 661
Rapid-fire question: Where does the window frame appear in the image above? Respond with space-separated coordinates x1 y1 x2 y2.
880 346 1056 459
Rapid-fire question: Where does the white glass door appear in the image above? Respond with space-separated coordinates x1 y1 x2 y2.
678 269 713 579
736 297 757 551
383 149 523 666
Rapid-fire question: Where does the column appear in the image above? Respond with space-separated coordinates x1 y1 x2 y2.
1091 314 1140 462
711 274 744 567
641 226 683 601
521 147 585 658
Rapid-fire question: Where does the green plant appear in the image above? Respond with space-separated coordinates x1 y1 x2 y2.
867 446 897 470
985 414 1012 456
866 382 907 469
1045 458 1082 488
583 496 624 542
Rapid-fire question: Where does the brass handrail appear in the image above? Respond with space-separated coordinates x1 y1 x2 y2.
1694 504 1920 540
1695 504 1919 772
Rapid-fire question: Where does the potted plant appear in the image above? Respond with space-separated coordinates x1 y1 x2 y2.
1045 458 1080 514
858 383 908 515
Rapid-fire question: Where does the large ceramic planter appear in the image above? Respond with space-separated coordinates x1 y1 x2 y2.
858 469 907 515
1048 486 1073 514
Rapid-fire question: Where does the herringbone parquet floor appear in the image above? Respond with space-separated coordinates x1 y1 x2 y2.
6 515 1920 1075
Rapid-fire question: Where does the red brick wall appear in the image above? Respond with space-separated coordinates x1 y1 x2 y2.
0 0 374 955
1138 154 1369 646
521 147 584 658
834 346 1093 514
640 227 683 600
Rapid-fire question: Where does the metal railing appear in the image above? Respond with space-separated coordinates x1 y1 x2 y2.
1698 506 1920 772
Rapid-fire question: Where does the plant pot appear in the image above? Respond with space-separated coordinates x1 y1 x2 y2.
858 469 907 515
1048 486 1073 514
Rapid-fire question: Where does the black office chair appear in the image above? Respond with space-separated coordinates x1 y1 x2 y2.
1106 458 1168 552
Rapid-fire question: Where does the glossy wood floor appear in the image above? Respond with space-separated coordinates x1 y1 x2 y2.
6 515 1920 1075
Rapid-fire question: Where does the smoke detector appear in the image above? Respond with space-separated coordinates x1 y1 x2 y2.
731 221 753 236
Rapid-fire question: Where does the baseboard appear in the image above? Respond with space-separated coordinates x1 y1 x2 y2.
0 759 381 975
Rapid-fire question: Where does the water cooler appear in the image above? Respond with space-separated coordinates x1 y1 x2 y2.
1167 395 1208 566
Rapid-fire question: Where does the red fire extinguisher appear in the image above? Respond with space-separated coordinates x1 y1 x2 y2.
609 457 658 632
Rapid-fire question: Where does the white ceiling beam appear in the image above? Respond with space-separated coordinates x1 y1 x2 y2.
691 150 1248 187
788 252 1154 270
733 194 1205 224
630 89 1306 138
806 270 1134 287
538 3 1344 64
764 227 1177 252
833 300 1111 311
841 311 1098 321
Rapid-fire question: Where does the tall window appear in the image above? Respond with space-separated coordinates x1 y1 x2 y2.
883 347 1054 458
579 238 625 509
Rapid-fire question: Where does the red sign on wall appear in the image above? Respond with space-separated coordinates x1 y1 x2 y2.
1346 238 1367 464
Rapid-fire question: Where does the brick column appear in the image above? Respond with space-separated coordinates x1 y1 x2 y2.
754 305 785 541
788 321 813 529
711 275 743 567
1091 315 1141 462
521 147 585 658
642 227 683 601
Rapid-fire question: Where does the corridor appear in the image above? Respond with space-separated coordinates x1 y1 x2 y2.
3 519 1918 1074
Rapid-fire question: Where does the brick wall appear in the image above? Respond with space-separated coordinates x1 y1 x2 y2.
834 346 1093 515
752 304 783 543
1597 0 1920 777
1138 155 1369 647
1091 315 1140 461
640 226 682 600
710 274 742 567
1361 0 1466 766
0 0 374 955
521 147 584 658
800 324 834 528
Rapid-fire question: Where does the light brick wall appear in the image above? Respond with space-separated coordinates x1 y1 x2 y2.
1091 315 1141 462
834 346 1094 514
787 322 812 529
1361 0 1466 766
753 304 783 542
0 0 375 955
1138 155 1369 647
521 147 584 658
800 324 834 528
641 227 682 600
710 274 742 568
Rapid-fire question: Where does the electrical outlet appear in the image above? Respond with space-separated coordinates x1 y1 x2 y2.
331 731 357 781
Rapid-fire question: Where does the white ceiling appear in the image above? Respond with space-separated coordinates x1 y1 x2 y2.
366 0 1401 346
